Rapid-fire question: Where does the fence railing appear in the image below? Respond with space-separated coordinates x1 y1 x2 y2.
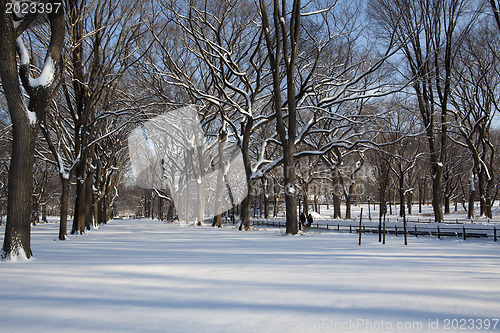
393 217 500 224
250 219 498 241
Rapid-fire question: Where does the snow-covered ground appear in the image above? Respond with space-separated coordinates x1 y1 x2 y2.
1 219 499 333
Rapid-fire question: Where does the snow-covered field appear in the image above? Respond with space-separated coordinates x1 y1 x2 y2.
1 219 499 333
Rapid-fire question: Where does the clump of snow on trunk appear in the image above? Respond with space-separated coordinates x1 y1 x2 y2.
27 110 37 126
29 56 55 88
16 37 30 65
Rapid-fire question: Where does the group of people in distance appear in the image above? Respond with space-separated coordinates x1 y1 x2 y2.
299 211 313 230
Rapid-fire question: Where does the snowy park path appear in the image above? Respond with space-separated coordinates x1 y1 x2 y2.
1 219 499 332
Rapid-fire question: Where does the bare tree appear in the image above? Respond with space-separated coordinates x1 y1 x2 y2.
449 20 500 218
141 0 274 229
383 103 424 218
0 0 64 259
60 0 149 234
90 116 131 225
31 159 58 224
368 0 482 222
258 0 302 234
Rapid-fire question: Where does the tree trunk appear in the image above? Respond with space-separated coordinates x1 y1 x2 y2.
332 170 342 218
32 199 39 226
103 198 109 223
40 205 45 224
388 189 393 215
159 195 164 221
239 118 253 230
212 132 226 228
478 168 486 217
59 177 70 240
98 197 104 224
273 193 279 218
303 194 309 217
444 193 450 215
144 190 151 218
444 172 451 215
468 188 475 219
431 160 444 222
399 176 405 218
333 191 341 219
254 197 258 218
167 202 174 222
258 195 262 218
93 191 99 227
151 195 155 219
72 159 87 234
259 0 300 235
283 141 298 234
264 193 269 219
379 192 385 243
212 213 222 227
2 126 36 258
345 194 352 219
240 195 251 229
484 185 493 219
0 0 64 259
485 147 495 218
84 173 93 230
196 177 205 225
407 191 412 215
468 168 476 219
418 180 423 214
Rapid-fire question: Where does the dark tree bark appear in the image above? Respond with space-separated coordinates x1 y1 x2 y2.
333 189 341 219
345 194 352 220
302 193 309 218
151 195 155 220
59 177 70 240
240 121 253 230
0 1 64 259
260 0 301 234
98 197 105 224
212 130 227 228
329 164 342 219
72 160 87 234
406 191 413 215
398 167 405 218
158 195 164 221
262 179 269 219
84 172 93 230
273 193 279 218
167 202 174 222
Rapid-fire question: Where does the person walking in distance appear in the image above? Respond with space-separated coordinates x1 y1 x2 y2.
299 212 306 230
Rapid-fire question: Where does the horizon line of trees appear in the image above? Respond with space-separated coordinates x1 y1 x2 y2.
0 0 499 259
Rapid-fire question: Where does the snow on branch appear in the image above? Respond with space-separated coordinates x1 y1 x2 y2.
16 37 29 66
28 55 56 88
301 2 339 17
